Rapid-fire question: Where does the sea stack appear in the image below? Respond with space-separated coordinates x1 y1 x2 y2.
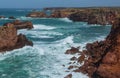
0 21 33 52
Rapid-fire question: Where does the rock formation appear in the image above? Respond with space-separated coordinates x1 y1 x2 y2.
26 11 47 18
66 18 120 78
3 20 33 30
0 25 33 52
68 8 119 25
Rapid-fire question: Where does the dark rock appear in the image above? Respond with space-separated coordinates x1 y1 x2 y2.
68 66 74 70
70 56 77 60
65 47 80 54
9 16 16 19
78 53 85 64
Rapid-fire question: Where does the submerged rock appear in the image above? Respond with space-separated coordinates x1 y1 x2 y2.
3 20 33 30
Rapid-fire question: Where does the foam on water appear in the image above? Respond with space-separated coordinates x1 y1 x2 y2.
34 24 56 30
59 18 72 22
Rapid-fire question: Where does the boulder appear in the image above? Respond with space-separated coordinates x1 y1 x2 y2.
65 47 80 54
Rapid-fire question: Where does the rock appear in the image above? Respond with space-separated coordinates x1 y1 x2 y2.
70 56 77 60
0 25 33 52
102 52 117 64
64 74 72 78
68 66 74 70
78 53 85 64
3 20 33 30
0 16 5 19
68 8 118 25
65 47 80 54
68 12 88 22
26 12 47 18
9 16 16 19
78 18 120 78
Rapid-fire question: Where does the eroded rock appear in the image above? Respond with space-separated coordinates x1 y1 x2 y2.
3 20 33 30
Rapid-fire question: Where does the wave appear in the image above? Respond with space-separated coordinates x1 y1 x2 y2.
16 10 25 12
59 18 72 23
34 24 56 30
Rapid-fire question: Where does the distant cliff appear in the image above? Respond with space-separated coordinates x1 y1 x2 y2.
27 7 120 25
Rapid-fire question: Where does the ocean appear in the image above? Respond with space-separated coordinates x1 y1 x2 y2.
0 9 111 78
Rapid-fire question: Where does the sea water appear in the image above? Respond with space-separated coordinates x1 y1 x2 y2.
0 9 111 78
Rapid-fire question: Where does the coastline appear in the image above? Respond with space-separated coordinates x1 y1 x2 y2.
0 7 119 78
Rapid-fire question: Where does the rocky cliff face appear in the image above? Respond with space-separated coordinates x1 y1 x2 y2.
0 22 33 52
73 18 120 78
69 9 118 25
64 18 120 78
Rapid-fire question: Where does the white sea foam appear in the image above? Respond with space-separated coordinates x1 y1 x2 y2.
34 24 56 30
59 18 72 22
16 16 33 20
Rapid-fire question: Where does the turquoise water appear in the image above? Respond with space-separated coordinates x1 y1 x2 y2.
0 9 111 78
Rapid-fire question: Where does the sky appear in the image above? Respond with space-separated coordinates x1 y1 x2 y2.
0 0 120 8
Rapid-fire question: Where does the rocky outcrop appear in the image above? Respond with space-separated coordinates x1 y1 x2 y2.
3 20 33 30
72 18 120 78
65 18 120 78
26 12 47 18
0 25 33 52
49 9 77 18
68 8 118 25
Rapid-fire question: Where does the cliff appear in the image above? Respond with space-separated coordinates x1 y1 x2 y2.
65 18 120 78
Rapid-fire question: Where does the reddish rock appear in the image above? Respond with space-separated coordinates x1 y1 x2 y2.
65 47 80 54
0 25 33 52
78 18 120 78
78 53 85 64
64 74 72 78
102 52 117 64
3 20 33 30
26 12 47 18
